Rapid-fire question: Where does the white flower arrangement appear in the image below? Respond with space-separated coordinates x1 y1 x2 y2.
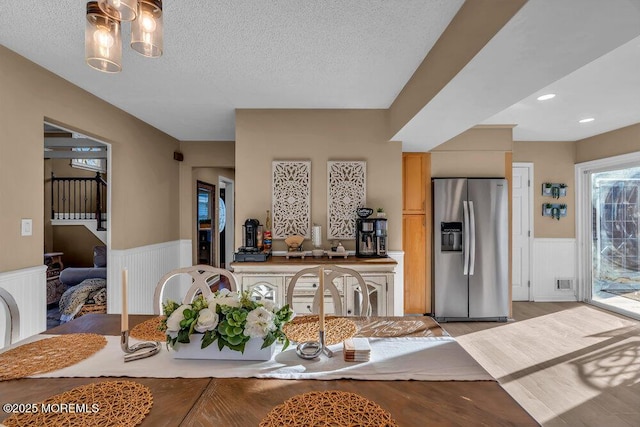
163 289 293 353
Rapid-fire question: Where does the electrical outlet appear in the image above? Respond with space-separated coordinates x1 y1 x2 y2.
21 219 32 236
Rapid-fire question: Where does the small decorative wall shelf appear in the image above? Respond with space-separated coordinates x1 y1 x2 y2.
542 183 567 198
542 203 567 220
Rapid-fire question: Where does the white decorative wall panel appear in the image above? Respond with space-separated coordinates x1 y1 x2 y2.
108 240 189 315
0 266 47 344
272 161 311 239
532 238 577 302
327 161 366 239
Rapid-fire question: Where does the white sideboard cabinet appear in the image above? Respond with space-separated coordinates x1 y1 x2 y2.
230 256 397 316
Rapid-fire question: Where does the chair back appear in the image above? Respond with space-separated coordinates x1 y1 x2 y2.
0 286 20 348
153 265 238 315
286 265 370 316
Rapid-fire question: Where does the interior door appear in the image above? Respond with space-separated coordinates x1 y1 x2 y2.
197 181 215 266
512 166 531 301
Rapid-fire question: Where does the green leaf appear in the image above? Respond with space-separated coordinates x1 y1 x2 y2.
281 336 290 351
201 331 216 349
177 328 191 343
227 334 244 345
262 332 276 349
183 308 193 319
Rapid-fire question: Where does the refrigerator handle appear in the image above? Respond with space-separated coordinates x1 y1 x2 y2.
469 201 476 275
463 201 469 276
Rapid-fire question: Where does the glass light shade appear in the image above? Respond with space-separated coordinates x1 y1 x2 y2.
85 1 122 73
98 0 137 21
131 0 163 57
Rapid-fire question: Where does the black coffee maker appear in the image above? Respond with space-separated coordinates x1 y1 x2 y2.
242 219 260 251
356 218 388 258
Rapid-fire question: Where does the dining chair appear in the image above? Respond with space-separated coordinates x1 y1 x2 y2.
153 265 239 315
286 265 370 316
0 286 20 348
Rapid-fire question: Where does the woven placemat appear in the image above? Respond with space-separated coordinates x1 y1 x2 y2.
129 316 166 342
3 380 153 427
259 390 398 427
283 315 357 346
0 334 106 382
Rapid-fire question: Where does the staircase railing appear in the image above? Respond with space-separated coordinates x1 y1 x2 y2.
51 172 107 230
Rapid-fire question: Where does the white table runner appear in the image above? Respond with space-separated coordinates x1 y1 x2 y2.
23 335 493 381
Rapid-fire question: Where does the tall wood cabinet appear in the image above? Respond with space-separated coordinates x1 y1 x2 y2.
402 153 431 314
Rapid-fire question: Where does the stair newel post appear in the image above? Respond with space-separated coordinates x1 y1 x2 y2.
95 172 103 231
51 172 55 220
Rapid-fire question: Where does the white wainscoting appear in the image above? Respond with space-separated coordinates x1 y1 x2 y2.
0 265 47 343
532 238 577 302
108 240 192 315
388 251 404 316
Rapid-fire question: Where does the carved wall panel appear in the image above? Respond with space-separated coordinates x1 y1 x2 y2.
272 161 311 239
327 161 366 239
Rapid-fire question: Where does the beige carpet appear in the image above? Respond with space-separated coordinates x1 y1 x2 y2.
443 302 640 427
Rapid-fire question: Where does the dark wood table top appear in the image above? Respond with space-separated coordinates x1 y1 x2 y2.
0 314 539 426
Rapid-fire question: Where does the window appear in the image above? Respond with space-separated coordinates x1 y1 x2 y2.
71 147 106 173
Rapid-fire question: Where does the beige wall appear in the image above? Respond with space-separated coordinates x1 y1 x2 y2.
513 141 576 238
430 126 513 177
576 122 640 163
52 226 104 268
0 46 179 272
235 110 402 252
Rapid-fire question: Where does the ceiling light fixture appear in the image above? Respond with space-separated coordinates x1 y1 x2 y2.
536 93 556 101
85 0 163 73
579 117 595 123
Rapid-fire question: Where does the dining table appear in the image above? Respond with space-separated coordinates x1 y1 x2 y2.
0 314 538 426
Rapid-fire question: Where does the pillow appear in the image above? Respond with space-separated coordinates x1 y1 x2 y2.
93 245 107 268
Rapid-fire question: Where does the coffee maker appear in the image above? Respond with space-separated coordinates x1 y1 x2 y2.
356 218 388 258
234 219 270 262
241 218 260 251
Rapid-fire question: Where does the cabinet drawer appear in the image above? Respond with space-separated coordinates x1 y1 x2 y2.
286 276 345 293
292 295 339 316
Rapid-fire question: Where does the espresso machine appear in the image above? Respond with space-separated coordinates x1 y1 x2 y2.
234 219 270 262
356 218 388 258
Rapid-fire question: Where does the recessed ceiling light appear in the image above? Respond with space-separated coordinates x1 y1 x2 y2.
579 117 595 123
537 93 556 101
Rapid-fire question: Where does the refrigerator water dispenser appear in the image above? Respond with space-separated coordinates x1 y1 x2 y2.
441 222 462 252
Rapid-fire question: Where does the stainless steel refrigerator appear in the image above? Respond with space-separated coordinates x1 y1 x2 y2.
432 178 509 321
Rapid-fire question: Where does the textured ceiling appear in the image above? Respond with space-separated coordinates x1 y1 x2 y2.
0 0 463 142
2 0 640 149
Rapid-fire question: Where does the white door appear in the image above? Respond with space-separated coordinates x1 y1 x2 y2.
512 166 532 301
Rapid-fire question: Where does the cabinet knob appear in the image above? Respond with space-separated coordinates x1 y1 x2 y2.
306 305 312 312
347 309 352 314
312 283 317 288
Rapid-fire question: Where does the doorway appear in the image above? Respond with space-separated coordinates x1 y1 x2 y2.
577 153 640 320
590 167 640 317
512 163 533 301
197 180 215 266
218 176 234 269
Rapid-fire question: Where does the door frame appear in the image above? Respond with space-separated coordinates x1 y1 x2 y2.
218 175 234 269
513 162 534 301
576 151 640 320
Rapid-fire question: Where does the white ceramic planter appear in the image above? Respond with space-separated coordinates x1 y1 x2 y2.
168 334 275 361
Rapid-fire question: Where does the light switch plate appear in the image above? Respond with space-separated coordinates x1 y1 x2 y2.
21 219 32 236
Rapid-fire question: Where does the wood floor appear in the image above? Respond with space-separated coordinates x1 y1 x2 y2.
443 302 640 427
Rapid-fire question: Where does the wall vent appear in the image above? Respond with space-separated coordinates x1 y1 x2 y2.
556 278 574 291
